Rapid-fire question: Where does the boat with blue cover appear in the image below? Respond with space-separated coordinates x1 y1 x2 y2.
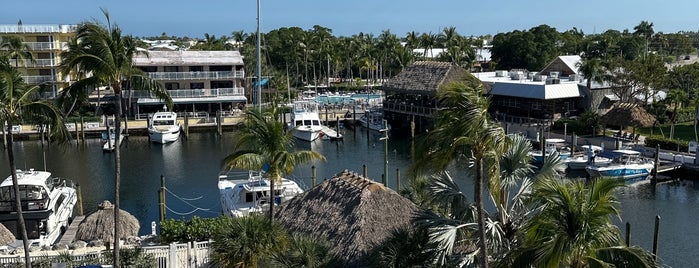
585 149 654 182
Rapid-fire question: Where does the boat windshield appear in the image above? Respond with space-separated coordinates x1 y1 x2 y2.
154 120 175 126
0 185 49 212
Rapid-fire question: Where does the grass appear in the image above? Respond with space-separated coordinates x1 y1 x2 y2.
636 122 698 142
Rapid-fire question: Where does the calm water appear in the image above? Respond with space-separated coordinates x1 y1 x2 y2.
0 128 694 267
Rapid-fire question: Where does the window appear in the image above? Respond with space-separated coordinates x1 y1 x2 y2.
189 66 203 72
165 83 179 90
190 83 204 89
164 66 178 72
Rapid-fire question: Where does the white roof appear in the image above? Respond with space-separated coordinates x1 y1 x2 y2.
474 72 583 100
1 170 50 187
557 55 582 74
612 149 641 155
133 51 243 66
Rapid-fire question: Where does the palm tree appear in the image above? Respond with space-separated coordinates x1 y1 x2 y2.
666 89 688 139
222 108 325 220
58 9 172 267
210 214 289 268
271 234 344 268
0 59 69 267
0 35 35 68
577 57 606 101
502 178 658 267
412 80 508 268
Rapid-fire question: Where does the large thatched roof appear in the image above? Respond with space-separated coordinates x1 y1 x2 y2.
75 200 139 243
601 103 657 127
274 170 420 267
0 223 15 245
382 61 471 93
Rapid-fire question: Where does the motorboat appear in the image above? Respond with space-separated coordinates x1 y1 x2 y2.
148 111 181 144
102 128 125 151
530 138 571 164
218 170 304 217
359 107 390 132
565 145 611 170
586 149 654 181
289 101 323 142
0 169 77 247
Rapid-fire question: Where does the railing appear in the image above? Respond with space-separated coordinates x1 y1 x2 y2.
16 58 56 67
145 71 244 80
0 241 210 268
126 88 245 99
22 42 68 51
22 75 55 84
0 24 77 33
383 102 436 117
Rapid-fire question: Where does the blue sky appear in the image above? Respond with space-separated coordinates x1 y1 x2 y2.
2 0 699 38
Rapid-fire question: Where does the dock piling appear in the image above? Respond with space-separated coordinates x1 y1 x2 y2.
396 168 400 190
653 215 660 260
312 166 316 187
184 112 189 138
625 222 630 246
363 164 367 178
159 175 166 222
77 183 83 216
652 144 660 185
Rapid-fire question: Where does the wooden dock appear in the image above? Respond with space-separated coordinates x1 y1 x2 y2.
321 126 343 140
58 215 85 245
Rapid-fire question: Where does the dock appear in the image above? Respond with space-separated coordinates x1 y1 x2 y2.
321 126 343 140
58 215 85 245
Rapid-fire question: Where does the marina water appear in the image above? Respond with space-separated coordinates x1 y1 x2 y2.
0 128 695 267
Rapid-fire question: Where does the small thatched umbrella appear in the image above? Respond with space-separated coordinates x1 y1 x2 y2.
75 200 139 244
0 223 16 246
275 170 420 267
601 103 657 128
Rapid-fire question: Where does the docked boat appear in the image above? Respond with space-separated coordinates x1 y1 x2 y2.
530 138 571 164
289 101 323 142
359 107 390 132
565 145 611 170
218 171 304 217
585 149 654 181
0 169 77 247
102 128 125 151
148 111 181 144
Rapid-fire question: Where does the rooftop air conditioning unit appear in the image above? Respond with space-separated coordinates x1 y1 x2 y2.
546 78 561 84
534 73 546 82
495 70 508 77
569 74 577 81
549 71 560 78
510 71 524 80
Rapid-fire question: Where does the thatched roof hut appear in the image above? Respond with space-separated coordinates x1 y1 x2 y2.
382 61 473 94
0 223 15 245
274 170 420 267
75 200 139 243
601 103 657 127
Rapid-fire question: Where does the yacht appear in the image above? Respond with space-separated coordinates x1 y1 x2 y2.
586 149 654 181
102 128 125 151
0 169 77 247
565 145 611 170
218 171 304 217
148 111 181 144
289 101 323 141
359 107 390 132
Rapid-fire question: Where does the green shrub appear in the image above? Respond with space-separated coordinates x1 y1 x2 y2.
644 135 689 152
160 217 227 243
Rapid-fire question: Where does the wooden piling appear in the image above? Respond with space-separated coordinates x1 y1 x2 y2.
625 222 630 246
396 168 400 190
80 115 85 142
652 144 660 185
363 164 367 178
311 165 316 187
653 215 660 260
159 175 166 222
184 112 189 138
216 112 222 136
77 184 83 216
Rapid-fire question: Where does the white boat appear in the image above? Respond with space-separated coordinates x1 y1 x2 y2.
359 107 390 132
0 169 77 247
289 101 323 142
148 111 181 144
586 149 654 181
530 138 571 164
102 128 125 151
218 171 304 217
565 145 611 170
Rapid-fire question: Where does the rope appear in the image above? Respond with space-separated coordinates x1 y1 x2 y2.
164 204 219 216
163 188 203 201
163 187 220 215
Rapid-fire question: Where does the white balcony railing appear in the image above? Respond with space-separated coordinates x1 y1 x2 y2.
125 87 245 99
22 42 68 50
22 75 55 84
16 59 56 67
0 24 77 33
145 71 244 80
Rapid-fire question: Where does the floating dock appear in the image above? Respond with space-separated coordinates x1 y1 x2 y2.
321 126 343 140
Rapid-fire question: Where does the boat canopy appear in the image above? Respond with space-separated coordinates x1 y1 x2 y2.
597 150 641 159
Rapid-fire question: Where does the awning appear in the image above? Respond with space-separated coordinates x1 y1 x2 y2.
604 94 620 101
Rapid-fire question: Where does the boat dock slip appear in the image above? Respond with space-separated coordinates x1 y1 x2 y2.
58 216 84 245
321 126 343 140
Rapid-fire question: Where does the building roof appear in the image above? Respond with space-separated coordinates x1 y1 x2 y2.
475 72 584 100
275 170 420 267
132 50 243 66
382 61 470 93
539 55 581 76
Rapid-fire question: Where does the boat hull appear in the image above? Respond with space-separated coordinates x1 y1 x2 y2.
292 126 322 142
586 164 653 181
149 127 180 144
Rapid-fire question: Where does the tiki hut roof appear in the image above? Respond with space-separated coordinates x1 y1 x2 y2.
275 170 420 267
0 223 15 245
382 61 471 94
601 103 657 127
75 200 139 243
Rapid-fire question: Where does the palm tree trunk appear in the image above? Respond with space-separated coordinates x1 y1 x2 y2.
113 91 123 268
5 128 31 268
268 179 275 221
475 157 489 268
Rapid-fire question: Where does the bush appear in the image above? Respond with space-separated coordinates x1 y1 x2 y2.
644 135 689 152
160 216 223 243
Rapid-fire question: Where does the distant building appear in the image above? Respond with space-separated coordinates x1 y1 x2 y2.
129 50 247 115
0 24 78 98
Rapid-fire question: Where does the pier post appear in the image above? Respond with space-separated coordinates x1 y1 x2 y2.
396 168 400 190
80 115 85 143
105 118 112 149
311 166 316 187
184 112 189 138
77 184 84 216
625 222 630 246
652 144 660 185
325 106 329 125
653 215 660 260
159 175 166 222
572 132 577 152
74 120 79 146
363 164 367 178
336 117 340 137
216 112 222 136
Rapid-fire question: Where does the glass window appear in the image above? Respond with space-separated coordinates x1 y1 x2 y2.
303 120 311 126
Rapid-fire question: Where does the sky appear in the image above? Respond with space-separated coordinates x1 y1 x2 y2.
2 0 699 39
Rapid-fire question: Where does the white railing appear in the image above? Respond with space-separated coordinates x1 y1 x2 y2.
125 88 244 99
17 58 56 67
22 75 55 84
23 42 68 51
0 24 77 33
0 241 210 268
146 71 244 80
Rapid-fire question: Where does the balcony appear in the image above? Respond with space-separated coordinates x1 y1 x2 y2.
145 71 244 81
15 59 56 68
125 88 245 99
0 24 77 33
23 42 68 51
22 75 55 84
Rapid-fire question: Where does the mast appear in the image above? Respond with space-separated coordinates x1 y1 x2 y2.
256 0 262 111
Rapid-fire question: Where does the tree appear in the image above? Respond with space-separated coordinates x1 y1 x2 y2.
0 35 34 68
502 178 658 268
412 78 508 268
222 108 325 220
271 234 344 268
634 21 655 58
577 57 606 110
58 9 172 267
0 59 69 268
210 214 289 268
